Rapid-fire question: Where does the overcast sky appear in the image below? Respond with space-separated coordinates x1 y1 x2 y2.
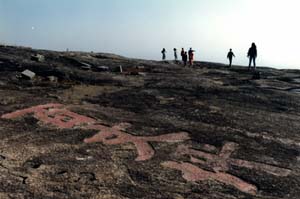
0 0 299 68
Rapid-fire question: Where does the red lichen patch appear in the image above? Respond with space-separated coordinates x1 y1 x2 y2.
84 124 190 161
161 161 258 195
1 104 96 129
176 143 291 176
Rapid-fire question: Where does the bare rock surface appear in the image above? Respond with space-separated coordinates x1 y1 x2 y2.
0 45 300 199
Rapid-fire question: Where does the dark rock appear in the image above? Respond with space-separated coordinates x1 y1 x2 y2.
0 45 299 199
94 66 109 72
252 71 261 79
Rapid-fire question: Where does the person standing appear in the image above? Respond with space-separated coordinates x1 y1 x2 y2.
227 49 235 67
188 48 195 66
161 48 167 60
174 48 178 61
181 48 185 62
183 52 188 67
247 43 257 70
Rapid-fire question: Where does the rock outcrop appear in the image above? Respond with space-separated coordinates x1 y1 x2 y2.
0 45 300 199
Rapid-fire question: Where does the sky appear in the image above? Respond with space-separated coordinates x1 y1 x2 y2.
0 0 299 69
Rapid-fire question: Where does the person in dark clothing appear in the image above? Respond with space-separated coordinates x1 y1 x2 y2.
174 48 178 61
161 48 166 60
227 49 235 67
183 52 188 67
248 43 257 70
181 48 185 62
188 48 195 66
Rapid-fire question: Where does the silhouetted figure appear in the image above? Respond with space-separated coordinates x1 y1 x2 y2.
188 48 195 66
174 48 178 61
181 48 185 62
227 49 235 67
248 43 257 70
183 52 188 67
161 48 166 60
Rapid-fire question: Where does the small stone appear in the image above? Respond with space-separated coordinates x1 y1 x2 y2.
0 155 5 161
76 156 93 161
47 76 58 82
96 66 109 72
31 54 45 62
21 69 36 80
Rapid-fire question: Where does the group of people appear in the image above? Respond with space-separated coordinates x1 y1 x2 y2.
161 47 195 67
227 43 257 70
161 43 258 70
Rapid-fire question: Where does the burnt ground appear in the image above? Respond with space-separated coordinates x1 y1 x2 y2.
0 45 300 199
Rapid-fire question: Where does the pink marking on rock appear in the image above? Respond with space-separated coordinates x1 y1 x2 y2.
176 143 292 176
203 144 217 152
84 124 190 161
1 104 96 129
162 161 258 195
2 104 190 161
219 142 238 159
176 144 225 172
230 159 291 177
1 104 63 119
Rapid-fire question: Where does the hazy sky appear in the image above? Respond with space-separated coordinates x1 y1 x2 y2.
0 0 299 68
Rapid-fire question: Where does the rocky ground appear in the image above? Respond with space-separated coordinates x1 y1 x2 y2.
0 45 300 199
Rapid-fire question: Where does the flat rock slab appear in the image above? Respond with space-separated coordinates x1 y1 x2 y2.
0 45 300 199
21 69 36 80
